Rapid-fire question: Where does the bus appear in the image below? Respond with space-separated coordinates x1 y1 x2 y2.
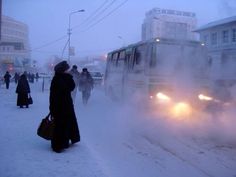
104 38 212 116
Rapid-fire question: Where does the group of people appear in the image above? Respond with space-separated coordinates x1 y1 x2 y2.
2 71 40 90
49 61 94 153
69 65 94 105
2 61 93 153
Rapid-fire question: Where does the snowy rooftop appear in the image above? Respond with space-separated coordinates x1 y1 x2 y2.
195 16 236 32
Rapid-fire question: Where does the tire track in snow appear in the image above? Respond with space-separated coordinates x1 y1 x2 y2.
142 135 215 177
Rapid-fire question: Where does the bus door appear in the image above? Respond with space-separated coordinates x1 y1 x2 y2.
105 50 126 100
125 44 148 98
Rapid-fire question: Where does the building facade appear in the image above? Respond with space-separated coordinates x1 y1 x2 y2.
142 8 197 41
195 16 236 85
0 15 30 73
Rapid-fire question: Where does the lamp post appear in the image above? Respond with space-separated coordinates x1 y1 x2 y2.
68 9 85 63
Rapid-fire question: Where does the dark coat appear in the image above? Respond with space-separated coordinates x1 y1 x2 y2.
4 72 11 83
78 71 94 92
49 72 80 151
16 74 30 106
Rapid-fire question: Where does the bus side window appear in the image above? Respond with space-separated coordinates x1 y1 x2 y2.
126 49 135 71
116 50 125 69
125 53 131 71
112 53 118 66
132 45 146 73
134 49 141 65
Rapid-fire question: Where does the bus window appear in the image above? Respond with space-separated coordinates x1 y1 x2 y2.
112 52 118 66
126 48 135 71
134 49 141 65
132 45 146 72
125 53 131 71
116 50 125 69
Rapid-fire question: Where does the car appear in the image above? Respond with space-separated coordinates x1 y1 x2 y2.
90 71 103 86
38 72 51 78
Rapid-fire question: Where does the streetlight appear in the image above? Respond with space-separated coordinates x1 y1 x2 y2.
68 9 85 63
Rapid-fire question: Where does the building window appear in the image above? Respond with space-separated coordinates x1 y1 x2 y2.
211 33 217 45
222 30 229 43
232 29 236 42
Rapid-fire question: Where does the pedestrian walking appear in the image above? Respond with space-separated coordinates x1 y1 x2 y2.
4 71 11 89
14 72 20 84
35 72 39 82
16 73 31 108
49 61 80 153
78 68 94 105
69 65 80 103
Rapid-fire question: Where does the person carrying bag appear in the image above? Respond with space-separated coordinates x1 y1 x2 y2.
37 113 54 140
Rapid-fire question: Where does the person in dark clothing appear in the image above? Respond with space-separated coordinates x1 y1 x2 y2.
4 71 11 89
69 65 80 103
49 61 80 153
14 72 20 84
16 73 31 108
35 72 39 82
79 68 94 105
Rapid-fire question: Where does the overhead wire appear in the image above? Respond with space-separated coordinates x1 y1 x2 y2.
29 0 129 55
29 1 114 52
30 35 67 51
74 0 129 33
74 0 110 28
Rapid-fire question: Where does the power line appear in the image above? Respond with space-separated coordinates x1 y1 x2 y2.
74 0 110 28
31 35 67 51
30 0 128 54
29 0 114 52
73 0 117 30
75 0 129 33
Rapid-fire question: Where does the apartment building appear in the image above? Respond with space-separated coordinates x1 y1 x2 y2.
142 8 197 41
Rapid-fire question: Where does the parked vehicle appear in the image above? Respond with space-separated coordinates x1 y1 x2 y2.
90 71 103 85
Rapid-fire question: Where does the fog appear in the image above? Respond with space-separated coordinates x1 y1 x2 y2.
3 0 236 66
1 80 235 177
103 40 236 148
1 1 236 176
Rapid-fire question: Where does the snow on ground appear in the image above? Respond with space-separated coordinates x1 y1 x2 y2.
0 79 236 177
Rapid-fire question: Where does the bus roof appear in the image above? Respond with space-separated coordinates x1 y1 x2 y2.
108 38 203 54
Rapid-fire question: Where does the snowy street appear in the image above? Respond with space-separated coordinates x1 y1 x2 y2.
0 79 236 177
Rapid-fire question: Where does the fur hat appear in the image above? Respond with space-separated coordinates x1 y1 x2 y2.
54 61 70 73
82 68 88 72
72 65 77 69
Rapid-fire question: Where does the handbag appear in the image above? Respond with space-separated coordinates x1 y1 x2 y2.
28 94 33 105
37 113 54 140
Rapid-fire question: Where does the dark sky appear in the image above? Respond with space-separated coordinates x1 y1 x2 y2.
2 0 236 65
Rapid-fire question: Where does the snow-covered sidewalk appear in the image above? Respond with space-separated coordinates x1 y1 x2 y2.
0 79 236 177
0 81 107 177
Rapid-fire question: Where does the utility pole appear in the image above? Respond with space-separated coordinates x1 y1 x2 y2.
68 9 85 63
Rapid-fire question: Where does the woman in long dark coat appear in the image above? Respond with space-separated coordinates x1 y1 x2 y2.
49 61 80 153
16 73 30 108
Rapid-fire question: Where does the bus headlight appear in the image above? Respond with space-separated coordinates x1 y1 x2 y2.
198 94 213 101
156 92 171 103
